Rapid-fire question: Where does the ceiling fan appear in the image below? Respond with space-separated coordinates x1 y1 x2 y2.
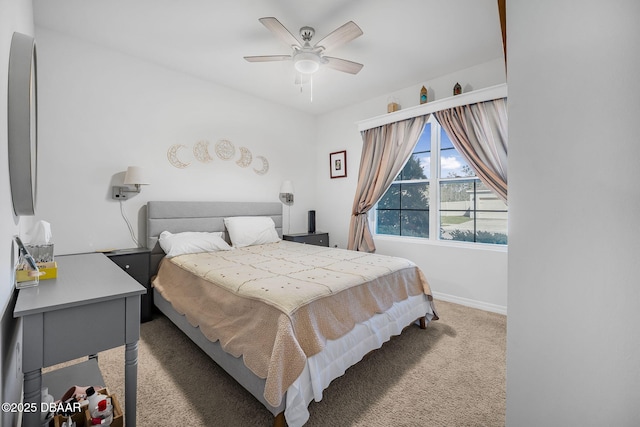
244 17 364 76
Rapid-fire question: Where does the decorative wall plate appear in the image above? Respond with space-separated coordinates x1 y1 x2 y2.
215 140 235 160
167 144 191 168
166 139 268 175
253 155 269 175
193 140 214 163
236 146 253 168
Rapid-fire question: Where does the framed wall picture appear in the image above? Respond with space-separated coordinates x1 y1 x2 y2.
330 150 347 178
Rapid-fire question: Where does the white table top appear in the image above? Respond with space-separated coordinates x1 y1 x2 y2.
14 252 146 317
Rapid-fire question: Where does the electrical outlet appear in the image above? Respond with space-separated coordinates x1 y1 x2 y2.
112 186 128 200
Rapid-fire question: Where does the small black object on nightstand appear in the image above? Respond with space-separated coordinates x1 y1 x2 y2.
105 248 153 322
283 232 329 247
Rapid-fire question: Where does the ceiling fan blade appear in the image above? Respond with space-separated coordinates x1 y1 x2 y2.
314 21 363 52
323 57 364 74
259 17 300 48
244 55 291 62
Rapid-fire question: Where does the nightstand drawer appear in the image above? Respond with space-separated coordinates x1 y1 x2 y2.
109 253 147 283
105 248 152 322
283 232 329 247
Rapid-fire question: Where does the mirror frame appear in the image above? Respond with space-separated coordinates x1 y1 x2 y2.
8 32 38 216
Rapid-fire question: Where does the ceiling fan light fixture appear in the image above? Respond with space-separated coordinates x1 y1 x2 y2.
246 18 363 77
294 52 321 74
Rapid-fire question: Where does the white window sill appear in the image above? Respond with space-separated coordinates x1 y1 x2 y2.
373 233 508 253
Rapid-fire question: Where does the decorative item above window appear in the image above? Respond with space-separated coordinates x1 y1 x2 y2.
387 96 400 113
8 32 38 216
420 86 428 104
358 84 507 132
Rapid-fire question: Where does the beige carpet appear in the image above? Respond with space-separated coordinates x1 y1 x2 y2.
95 300 505 426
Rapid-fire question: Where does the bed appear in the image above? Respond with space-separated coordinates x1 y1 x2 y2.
146 201 438 427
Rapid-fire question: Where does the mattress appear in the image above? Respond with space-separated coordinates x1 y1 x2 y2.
152 240 437 408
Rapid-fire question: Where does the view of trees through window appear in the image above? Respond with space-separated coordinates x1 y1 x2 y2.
375 117 508 245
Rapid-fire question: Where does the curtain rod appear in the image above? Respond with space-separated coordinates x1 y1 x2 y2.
356 83 507 132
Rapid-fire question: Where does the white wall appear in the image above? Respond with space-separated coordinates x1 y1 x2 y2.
30 28 318 254
31 27 509 314
315 58 508 313
1 1 35 424
29 20 509 309
507 1 640 425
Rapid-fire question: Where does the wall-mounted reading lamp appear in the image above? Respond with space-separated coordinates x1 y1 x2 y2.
112 166 149 200
279 181 294 205
279 180 294 234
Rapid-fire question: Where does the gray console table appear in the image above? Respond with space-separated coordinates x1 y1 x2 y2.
14 253 146 427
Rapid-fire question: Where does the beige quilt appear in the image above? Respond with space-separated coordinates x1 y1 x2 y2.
152 240 437 407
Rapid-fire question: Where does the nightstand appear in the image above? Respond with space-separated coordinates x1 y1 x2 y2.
105 248 152 322
283 232 329 247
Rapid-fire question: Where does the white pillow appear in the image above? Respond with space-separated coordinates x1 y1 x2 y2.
158 231 232 258
223 216 280 248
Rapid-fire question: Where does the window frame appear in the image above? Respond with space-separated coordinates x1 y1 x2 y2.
372 115 508 247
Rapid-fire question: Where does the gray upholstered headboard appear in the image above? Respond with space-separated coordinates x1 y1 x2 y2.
146 201 283 274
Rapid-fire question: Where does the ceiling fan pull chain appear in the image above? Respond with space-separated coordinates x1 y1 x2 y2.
310 75 313 102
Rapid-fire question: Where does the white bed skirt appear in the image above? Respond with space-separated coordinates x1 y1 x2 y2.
284 294 435 426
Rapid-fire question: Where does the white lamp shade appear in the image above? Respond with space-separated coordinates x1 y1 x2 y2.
280 180 294 194
123 166 149 185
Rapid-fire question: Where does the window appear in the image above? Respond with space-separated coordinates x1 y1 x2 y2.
374 116 508 245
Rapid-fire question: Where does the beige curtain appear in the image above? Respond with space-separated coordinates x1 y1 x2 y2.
348 115 429 252
435 98 508 203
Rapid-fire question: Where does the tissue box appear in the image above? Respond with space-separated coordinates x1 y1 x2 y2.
387 102 399 113
15 262 57 282
37 262 58 280
15 268 40 285
25 243 54 263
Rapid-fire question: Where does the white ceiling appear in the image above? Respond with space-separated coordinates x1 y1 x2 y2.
33 0 504 116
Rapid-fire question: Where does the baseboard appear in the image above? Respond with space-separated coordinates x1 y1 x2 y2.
432 291 507 315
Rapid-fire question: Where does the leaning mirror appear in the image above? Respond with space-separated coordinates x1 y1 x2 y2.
8 32 38 216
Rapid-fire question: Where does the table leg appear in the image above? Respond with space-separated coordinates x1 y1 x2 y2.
125 341 138 427
22 368 41 427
